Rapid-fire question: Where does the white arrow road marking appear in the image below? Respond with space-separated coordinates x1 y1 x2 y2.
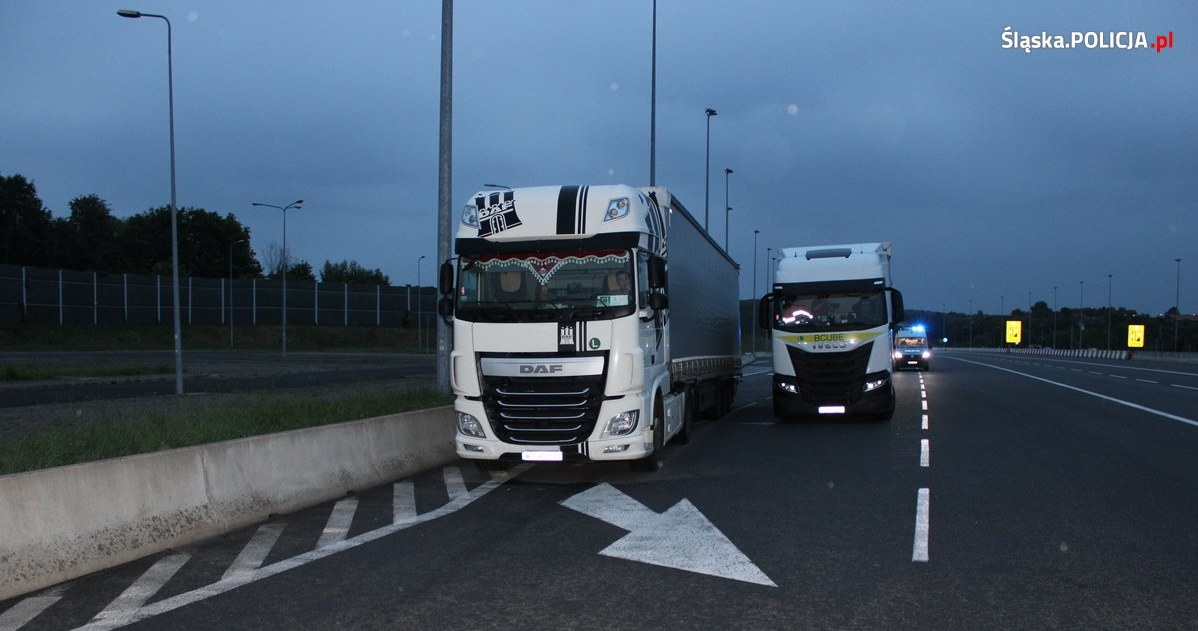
560 483 777 587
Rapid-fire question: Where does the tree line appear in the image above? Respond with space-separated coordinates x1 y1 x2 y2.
1 173 389 285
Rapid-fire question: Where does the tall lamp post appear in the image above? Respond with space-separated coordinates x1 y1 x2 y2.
252 200 304 357
229 238 246 348
753 229 760 355
118 9 184 395
417 255 427 352
1107 273 1113 351
1176 258 1183 352
704 107 718 231
723 168 733 251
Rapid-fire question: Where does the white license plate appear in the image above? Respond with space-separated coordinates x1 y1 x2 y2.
521 450 563 462
818 406 847 414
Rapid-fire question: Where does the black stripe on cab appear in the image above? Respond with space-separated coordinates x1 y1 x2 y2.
556 186 580 234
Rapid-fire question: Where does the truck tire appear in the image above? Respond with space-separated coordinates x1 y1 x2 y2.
631 397 665 472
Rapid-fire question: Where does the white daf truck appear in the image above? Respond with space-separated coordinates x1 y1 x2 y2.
437 184 741 471
757 243 905 420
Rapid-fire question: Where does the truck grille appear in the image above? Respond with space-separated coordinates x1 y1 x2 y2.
480 374 606 445
785 342 874 405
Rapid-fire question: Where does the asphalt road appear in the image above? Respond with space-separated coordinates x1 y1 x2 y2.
4 351 1196 630
0 350 435 408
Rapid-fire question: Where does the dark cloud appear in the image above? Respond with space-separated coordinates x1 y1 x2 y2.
1 0 1193 316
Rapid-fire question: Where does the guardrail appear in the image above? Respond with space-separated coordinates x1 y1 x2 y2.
945 348 1198 364
0 407 456 601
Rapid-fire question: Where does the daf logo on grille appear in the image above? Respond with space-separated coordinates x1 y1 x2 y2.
520 364 564 374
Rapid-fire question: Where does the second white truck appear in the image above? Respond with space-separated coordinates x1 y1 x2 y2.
758 243 905 420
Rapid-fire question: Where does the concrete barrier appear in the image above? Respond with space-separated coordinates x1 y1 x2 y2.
0 406 456 602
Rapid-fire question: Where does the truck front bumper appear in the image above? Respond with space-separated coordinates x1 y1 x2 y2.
453 398 654 463
771 372 894 419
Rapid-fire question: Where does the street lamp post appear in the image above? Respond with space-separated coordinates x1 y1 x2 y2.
753 229 759 355
252 200 303 357
417 255 427 352
704 108 717 231
229 238 246 348
1053 285 1058 349
723 168 733 251
118 9 184 395
1176 258 1183 352
1107 273 1113 351
1080 280 1085 349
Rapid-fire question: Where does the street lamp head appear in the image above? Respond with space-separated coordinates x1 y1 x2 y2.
725 168 733 175
117 9 142 18
706 108 718 117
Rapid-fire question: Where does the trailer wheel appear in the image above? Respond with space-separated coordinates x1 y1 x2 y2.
631 396 665 472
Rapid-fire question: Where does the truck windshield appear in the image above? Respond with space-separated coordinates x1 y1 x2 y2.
773 291 887 331
455 250 636 322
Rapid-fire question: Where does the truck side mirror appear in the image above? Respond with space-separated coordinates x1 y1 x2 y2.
438 296 454 319
757 293 774 330
648 257 667 289
889 289 905 326
438 261 454 296
649 292 668 311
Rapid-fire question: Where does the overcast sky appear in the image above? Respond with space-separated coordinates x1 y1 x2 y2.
2 1 1194 317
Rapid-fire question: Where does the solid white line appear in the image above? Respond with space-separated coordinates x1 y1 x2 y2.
393 480 418 524
85 553 189 630
913 489 930 562
316 497 359 548
920 439 930 467
922 414 929 430
948 357 1198 428
0 591 64 631
221 523 285 581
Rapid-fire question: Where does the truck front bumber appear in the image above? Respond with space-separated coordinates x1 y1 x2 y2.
770 326 893 415
451 319 655 462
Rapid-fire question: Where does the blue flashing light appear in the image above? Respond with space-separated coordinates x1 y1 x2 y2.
912 324 926 333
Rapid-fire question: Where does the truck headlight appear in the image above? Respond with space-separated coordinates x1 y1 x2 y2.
457 412 486 438
774 376 799 394
863 377 888 392
603 410 639 436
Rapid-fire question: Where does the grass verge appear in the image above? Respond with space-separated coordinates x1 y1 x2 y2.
0 384 453 476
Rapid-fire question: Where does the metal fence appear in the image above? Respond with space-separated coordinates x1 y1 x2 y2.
0 264 438 329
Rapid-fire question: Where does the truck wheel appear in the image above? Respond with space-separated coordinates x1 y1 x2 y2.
631 398 665 472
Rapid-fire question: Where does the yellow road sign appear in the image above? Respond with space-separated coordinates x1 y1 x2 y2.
1127 324 1145 348
1005 320 1022 344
